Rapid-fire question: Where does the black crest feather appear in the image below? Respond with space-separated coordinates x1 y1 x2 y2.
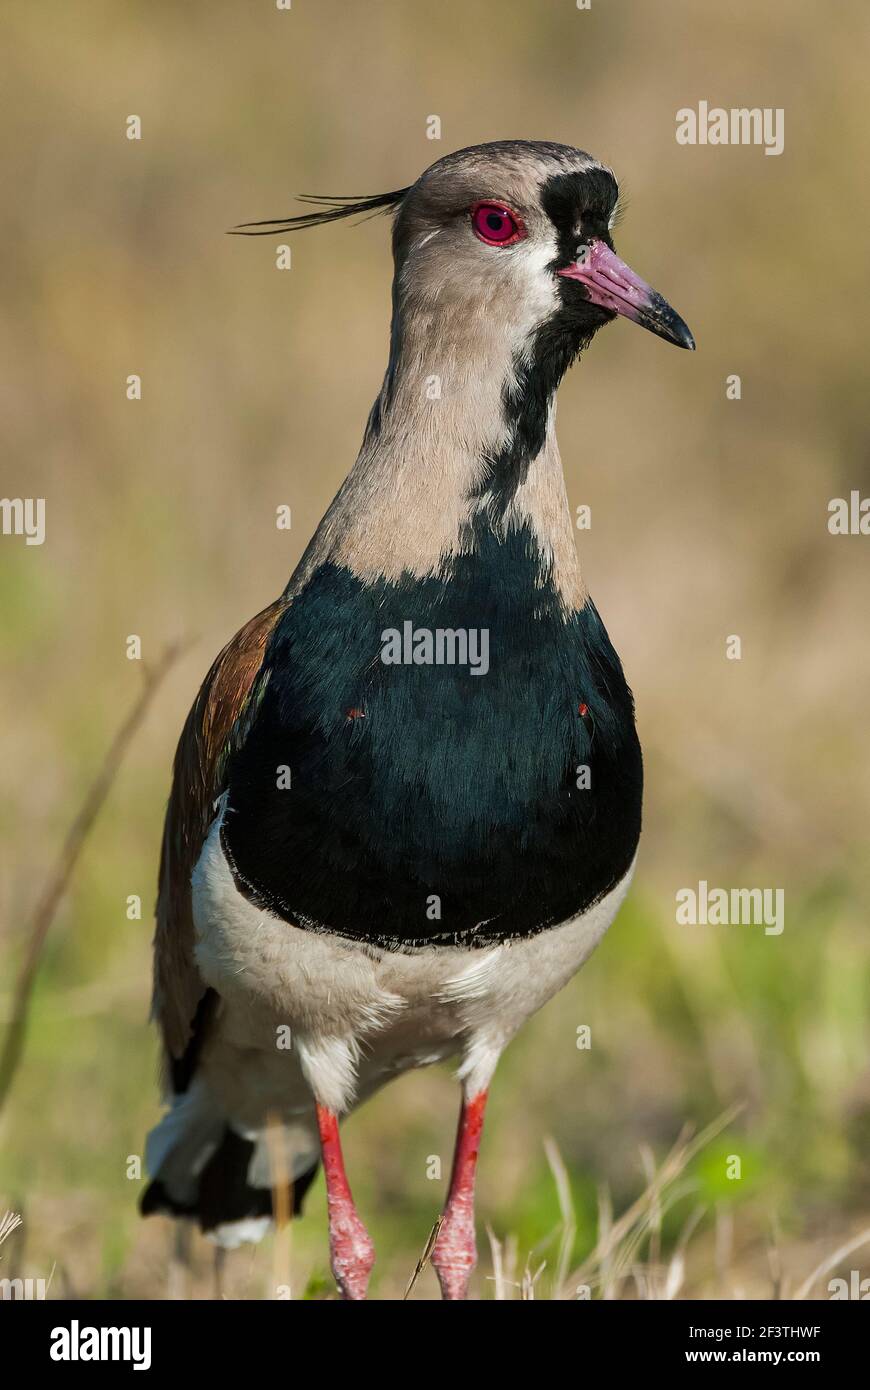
229 189 410 236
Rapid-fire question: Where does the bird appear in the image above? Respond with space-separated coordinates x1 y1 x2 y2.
140 139 694 1301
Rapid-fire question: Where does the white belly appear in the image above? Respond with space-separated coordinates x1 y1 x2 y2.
192 800 636 1116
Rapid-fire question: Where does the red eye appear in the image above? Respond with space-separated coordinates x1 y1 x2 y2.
471 201 525 247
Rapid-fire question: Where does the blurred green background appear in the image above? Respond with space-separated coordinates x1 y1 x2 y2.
1 0 869 1299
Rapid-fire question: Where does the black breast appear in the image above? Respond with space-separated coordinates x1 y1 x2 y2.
222 522 642 948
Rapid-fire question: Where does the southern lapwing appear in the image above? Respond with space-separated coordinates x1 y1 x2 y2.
141 140 694 1300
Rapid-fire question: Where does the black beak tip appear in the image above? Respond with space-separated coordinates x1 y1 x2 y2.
646 314 696 351
644 291 696 351
660 303 696 351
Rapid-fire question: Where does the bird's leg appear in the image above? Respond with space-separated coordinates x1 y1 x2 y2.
167 1219 192 1301
212 1245 226 1300
315 1103 375 1300
431 1089 489 1300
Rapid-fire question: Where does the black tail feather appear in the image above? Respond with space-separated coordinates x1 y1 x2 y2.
141 1127 319 1234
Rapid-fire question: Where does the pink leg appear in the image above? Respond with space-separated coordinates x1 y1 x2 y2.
431 1090 489 1300
316 1104 375 1300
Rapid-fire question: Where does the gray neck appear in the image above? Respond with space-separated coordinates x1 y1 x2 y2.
286 303 585 613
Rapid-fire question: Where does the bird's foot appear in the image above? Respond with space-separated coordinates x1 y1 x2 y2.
315 1102 375 1299
431 1089 488 1300
328 1201 375 1300
431 1199 476 1300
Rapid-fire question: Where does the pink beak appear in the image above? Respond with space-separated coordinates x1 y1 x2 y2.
558 240 695 350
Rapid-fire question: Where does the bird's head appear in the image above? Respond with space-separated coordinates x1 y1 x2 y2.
391 141 694 361
235 140 695 386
